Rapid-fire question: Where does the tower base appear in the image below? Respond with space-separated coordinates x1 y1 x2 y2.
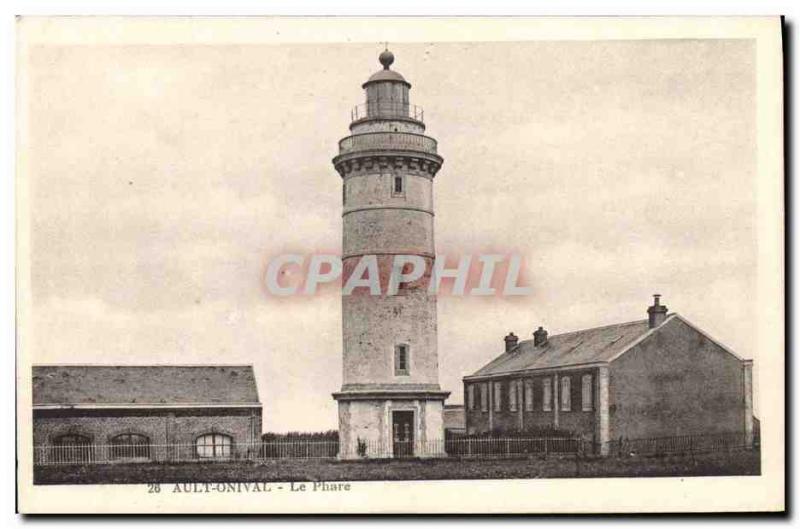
333 389 450 460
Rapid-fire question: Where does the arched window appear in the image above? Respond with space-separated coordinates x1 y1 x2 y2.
196 433 233 459
51 434 93 463
110 433 151 460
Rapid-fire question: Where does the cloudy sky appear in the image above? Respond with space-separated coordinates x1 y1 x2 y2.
24 38 757 431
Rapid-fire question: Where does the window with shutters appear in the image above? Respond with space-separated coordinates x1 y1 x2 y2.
561 376 572 411
543 377 552 411
480 383 488 412
524 379 534 411
494 381 502 412
509 380 518 411
582 374 593 411
467 384 476 411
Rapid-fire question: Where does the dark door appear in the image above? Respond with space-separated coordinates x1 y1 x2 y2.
392 411 414 457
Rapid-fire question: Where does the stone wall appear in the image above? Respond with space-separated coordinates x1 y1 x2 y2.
32 407 262 460
609 316 750 440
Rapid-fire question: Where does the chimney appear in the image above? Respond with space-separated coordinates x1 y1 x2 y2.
647 294 668 328
533 326 548 347
504 332 519 352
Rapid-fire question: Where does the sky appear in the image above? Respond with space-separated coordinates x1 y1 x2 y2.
23 39 757 431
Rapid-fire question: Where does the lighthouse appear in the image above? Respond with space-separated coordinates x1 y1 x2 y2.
332 49 449 458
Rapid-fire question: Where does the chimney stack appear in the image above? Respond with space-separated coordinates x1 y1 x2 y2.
647 294 668 328
504 332 519 352
533 326 548 347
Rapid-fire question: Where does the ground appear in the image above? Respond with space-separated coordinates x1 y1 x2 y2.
34 450 760 485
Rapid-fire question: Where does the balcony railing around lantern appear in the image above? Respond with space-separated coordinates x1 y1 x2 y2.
351 102 424 123
339 132 438 156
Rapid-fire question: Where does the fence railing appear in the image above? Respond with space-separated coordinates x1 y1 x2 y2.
351 103 425 123
607 432 751 457
33 432 754 466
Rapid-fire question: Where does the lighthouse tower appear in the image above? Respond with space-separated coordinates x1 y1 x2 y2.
332 50 449 458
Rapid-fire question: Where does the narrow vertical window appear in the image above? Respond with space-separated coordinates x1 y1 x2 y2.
509 380 517 411
467 384 475 411
494 381 502 412
342 181 347 206
582 374 593 411
561 376 572 411
393 175 404 196
394 344 410 376
543 377 552 411
480 383 488 412
524 379 534 411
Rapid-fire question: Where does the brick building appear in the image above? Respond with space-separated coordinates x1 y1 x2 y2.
462 296 754 455
32 365 262 462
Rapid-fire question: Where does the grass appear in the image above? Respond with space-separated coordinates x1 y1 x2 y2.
34 449 760 485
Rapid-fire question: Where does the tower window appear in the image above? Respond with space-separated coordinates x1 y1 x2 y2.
393 175 404 196
394 344 410 376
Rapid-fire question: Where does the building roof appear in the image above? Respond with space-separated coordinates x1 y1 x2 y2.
466 318 656 379
32 365 261 408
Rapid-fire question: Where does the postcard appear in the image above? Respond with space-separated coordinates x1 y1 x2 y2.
16 16 784 513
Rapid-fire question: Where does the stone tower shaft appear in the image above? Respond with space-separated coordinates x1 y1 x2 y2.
331 50 449 459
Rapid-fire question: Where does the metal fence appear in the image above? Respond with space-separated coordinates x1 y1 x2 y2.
351 103 425 122
33 432 753 466
607 432 752 457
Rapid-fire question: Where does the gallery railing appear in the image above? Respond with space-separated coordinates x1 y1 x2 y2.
33 432 754 465
351 103 424 122
338 132 438 155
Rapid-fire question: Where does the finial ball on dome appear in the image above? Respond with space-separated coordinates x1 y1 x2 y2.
379 49 395 69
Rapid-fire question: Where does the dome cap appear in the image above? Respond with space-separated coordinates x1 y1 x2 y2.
362 48 411 88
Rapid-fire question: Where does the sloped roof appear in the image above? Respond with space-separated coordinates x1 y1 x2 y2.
32 365 260 407
466 318 655 378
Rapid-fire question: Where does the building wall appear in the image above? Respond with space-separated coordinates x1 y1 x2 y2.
609 317 749 440
337 398 445 459
464 369 597 439
341 164 439 389
33 407 262 460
